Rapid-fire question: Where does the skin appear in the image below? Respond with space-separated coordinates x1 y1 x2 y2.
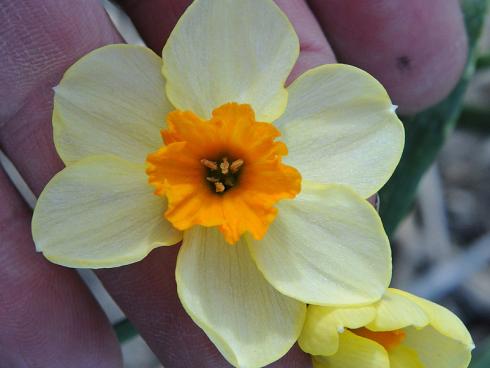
0 0 467 367
307 0 468 114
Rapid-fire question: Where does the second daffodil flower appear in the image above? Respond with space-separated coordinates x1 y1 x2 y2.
32 0 404 366
299 288 474 368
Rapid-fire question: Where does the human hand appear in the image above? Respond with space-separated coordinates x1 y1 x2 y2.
0 0 467 367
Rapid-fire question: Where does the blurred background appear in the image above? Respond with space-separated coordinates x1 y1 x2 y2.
1 0 490 366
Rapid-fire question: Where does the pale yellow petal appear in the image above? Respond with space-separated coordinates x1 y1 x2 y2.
299 304 376 356
176 226 306 368
275 64 404 198
314 330 390 368
54 44 172 165
32 155 181 268
366 289 429 331
404 326 472 368
162 0 298 121
391 289 474 348
389 345 424 368
247 181 391 306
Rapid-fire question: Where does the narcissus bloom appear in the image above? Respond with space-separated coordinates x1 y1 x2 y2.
299 288 474 368
32 0 403 366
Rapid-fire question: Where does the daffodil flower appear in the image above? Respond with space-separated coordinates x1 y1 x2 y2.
32 0 404 366
299 288 474 368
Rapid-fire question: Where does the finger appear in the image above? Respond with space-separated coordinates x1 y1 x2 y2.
0 167 122 367
275 0 336 81
268 344 313 368
115 0 192 53
0 0 121 194
0 0 124 366
368 194 379 211
307 0 468 114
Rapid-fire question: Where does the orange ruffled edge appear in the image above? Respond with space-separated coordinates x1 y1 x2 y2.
146 103 301 244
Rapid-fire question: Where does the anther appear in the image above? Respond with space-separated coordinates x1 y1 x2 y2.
220 157 230 175
201 159 218 170
230 159 244 173
214 182 225 193
202 156 244 193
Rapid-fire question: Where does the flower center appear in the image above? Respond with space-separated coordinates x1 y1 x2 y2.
146 103 301 244
201 157 244 193
350 327 406 351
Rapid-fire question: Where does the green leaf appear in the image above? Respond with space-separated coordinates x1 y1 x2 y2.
379 0 489 236
476 52 490 70
470 337 490 368
459 105 490 133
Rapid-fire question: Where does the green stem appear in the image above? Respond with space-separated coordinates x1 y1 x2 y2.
476 53 490 70
459 105 490 132
114 318 138 343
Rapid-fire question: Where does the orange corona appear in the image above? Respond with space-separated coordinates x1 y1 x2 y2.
146 103 301 244
351 327 406 351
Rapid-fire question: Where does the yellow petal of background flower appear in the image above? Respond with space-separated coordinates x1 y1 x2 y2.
391 289 474 348
247 182 391 306
313 331 390 368
176 226 306 368
32 156 181 267
403 326 472 368
53 44 172 165
366 289 430 331
389 345 424 368
299 304 376 356
162 0 299 121
275 64 404 198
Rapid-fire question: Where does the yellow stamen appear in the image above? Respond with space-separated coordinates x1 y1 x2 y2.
230 159 244 173
220 157 230 174
201 159 218 170
214 182 225 193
